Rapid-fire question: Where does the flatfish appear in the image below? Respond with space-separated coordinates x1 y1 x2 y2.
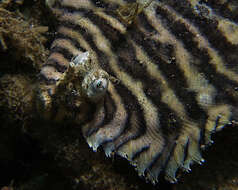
39 0 238 184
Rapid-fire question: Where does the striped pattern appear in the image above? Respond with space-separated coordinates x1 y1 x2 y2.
40 0 238 184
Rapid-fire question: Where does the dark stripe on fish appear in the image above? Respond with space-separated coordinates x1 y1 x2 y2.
50 45 73 61
161 0 238 75
85 92 117 137
59 21 149 146
156 5 238 106
147 136 177 183
44 58 67 73
41 0 238 184
129 25 207 122
56 33 86 52
199 0 238 24
67 7 185 141
39 69 59 85
88 0 110 9
57 1 205 172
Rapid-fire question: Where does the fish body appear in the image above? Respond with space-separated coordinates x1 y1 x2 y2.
39 0 238 184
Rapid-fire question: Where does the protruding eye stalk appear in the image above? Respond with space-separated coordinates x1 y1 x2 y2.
82 69 110 101
68 51 117 102
94 78 108 92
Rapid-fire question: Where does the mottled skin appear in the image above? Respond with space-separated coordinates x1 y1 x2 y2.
37 51 113 122
37 0 238 184
0 0 238 187
36 0 147 122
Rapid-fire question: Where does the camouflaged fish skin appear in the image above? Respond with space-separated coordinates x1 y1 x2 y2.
38 0 238 184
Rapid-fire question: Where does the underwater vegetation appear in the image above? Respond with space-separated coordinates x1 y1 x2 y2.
0 5 48 70
0 0 238 190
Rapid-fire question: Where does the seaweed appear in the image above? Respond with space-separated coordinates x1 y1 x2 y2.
0 7 48 70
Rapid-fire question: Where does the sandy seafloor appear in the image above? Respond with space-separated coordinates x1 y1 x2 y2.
0 0 238 190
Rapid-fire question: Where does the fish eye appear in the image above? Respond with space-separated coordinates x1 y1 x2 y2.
93 78 107 91
81 69 110 100
96 80 102 88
